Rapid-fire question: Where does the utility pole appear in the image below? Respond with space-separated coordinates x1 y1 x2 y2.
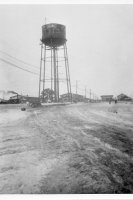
90 89 91 101
93 93 95 101
76 80 78 94
3 91 4 100
85 86 86 98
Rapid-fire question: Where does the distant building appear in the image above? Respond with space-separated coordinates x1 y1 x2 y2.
0 98 4 102
101 95 113 102
0 98 7 104
24 96 40 103
0 90 18 100
117 93 132 101
60 93 87 102
8 95 40 104
9 94 22 104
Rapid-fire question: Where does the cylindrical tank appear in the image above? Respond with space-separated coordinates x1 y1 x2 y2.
41 23 66 47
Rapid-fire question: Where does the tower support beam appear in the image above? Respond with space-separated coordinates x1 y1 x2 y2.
39 44 43 99
39 41 72 103
53 47 57 102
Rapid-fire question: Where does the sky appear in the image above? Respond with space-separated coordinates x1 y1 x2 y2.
0 4 133 98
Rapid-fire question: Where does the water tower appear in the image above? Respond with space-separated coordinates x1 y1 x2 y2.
38 23 72 102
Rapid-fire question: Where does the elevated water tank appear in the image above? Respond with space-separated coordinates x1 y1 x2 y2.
41 23 66 47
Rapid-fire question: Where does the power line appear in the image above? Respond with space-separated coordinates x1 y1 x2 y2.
0 58 53 80
0 50 39 70
0 58 39 76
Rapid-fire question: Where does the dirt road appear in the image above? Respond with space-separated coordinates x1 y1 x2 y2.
0 102 133 193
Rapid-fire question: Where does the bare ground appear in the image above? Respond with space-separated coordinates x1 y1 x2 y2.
0 102 133 194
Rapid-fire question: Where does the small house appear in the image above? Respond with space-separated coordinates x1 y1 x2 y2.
101 95 113 102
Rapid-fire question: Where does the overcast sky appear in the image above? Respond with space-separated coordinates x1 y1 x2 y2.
0 4 133 98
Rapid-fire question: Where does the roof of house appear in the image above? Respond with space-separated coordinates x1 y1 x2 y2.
10 94 22 99
117 93 128 98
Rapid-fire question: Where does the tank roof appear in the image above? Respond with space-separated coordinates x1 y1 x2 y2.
42 23 65 28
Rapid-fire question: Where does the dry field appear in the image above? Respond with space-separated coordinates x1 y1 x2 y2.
0 102 133 194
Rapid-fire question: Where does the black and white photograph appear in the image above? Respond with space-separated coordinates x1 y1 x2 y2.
0 2 133 196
